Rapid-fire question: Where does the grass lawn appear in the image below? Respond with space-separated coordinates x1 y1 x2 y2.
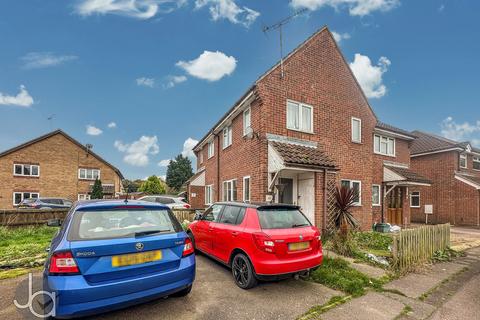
0 226 58 271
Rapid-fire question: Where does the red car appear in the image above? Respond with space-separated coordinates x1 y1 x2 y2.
187 202 323 289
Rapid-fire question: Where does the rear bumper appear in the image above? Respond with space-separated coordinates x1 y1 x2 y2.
253 250 323 276
44 255 195 319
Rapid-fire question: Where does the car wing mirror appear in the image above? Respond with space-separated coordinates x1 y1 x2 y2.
47 219 62 227
194 211 203 221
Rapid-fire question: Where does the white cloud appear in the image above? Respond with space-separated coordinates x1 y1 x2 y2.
159 174 167 181
165 75 187 89
136 77 155 88
349 53 391 99
114 135 159 166
331 31 351 43
86 125 103 136
195 0 260 27
291 0 399 16
158 159 172 167
21 52 78 69
176 51 237 82
75 0 186 19
438 4 445 12
0 85 34 107
108 122 117 128
182 137 199 158
440 117 480 142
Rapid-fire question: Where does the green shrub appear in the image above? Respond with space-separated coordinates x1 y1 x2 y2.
352 231 392 251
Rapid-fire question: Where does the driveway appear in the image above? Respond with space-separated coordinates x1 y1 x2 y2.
2 254 337 320
450 226 480 250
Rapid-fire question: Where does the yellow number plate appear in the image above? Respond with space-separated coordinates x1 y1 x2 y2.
288 241 310 251
112 250 162 267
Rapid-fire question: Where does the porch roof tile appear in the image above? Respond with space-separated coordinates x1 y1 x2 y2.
270 141 337 170
385 166 432 185
456 173 480 188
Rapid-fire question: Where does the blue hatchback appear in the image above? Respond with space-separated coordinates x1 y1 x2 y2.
43 200 195 319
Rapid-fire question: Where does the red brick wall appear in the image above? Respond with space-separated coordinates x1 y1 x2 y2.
188 185 205 209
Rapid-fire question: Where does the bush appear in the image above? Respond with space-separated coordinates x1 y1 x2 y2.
325 232 363 258
352 231 392 252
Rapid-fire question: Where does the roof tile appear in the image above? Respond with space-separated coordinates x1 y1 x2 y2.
270 141 337 169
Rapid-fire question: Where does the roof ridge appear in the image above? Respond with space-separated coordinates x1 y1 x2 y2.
412 130 461 145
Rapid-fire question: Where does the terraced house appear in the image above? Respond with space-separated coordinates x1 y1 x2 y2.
187 27 430 231
410 131 480 227
0 129 124 208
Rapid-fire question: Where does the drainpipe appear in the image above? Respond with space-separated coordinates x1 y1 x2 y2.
381 183 385 223
322 169 328 234
477 189 480 228
216 134 221 202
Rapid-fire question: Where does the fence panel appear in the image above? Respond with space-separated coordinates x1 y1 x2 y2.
392 223 450 272
171 209 202 222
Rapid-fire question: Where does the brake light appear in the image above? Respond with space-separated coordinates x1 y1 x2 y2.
253 232 275 254
184 204 191 209
182 238 194 257
49 251 79 274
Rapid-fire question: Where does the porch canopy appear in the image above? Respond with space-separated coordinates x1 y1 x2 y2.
383 165 432 187
455 172 480 189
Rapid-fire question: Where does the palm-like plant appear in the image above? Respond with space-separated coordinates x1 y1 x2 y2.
334 186 359 234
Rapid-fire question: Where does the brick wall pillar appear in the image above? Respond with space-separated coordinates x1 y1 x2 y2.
402 186 411 228
314 171 325 231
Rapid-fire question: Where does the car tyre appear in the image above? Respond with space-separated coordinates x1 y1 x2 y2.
232 253 257 289
172 284 192 297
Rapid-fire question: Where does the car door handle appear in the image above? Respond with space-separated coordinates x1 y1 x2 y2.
231 231 239 237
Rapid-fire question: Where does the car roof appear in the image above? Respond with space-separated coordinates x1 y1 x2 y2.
212 202 300 210
73 199 170 211
38 197 70 200
140 195 181 199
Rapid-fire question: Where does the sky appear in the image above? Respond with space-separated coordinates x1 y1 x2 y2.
1 0 479 179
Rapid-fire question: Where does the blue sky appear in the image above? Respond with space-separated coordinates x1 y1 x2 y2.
1 0 479 179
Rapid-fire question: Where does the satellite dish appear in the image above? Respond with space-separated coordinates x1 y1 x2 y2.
245 127 254 139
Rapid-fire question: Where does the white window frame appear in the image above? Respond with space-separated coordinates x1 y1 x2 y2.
243 107 251 136
13 192 39 206
78 194 91 201
351 117 362 143
372 184 381 207
13 163 40 177
205 185 213 205
473 156 480 171
78 168 101 180
198 150 203 164
341 179 362 206
222 125 232 149
207 140 215 159
374 134 396 157
243 176 251 202
286 100 313 134
223 179 237 202
460 154 467 169
410 191 421 208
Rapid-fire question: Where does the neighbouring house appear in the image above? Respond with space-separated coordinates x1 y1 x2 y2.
187 26 430 231
410 131 480 227
0 129 124 208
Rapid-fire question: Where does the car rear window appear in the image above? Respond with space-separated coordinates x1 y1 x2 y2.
68 209 183 240
257 208 311 229
156 197 175 204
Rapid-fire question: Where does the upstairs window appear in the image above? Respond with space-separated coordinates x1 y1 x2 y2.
460 154 467 169
198 150 203 164
207 140 215 158
351 117 362 143
410 191 420 208
374 134 395 157
223 179 237 202
243 108 251 136
341 180 362 206
287 100 313 133
474 156 480 170
222 125 232 149
79 168 100 180
14 164 40 177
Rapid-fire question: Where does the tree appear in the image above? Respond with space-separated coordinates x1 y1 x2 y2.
139 175 166 194
333 186 359 234
166 154 194 192
122 179 143 193
91 178 104 199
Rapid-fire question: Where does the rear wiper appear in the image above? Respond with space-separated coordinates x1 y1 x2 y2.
292 223 309 228
134 229 171 237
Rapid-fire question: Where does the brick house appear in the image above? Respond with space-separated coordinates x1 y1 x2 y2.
410 131 480 227
187 27 429 231
0 129 124 208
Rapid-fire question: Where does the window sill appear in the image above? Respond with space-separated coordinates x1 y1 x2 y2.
79 178 99 181
287 128 314 135
374 151 396 158
13 175 39 179
410 206 421 208
372 204 381 207
222 144 232 150
352 141 362 145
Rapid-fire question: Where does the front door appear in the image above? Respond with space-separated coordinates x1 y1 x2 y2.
278 178 294 204
386 187 403 225
298 178 315 225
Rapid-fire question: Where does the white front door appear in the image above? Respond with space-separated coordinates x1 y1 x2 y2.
298 177 315 225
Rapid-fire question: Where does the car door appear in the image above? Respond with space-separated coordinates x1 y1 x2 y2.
194 204 224 254
211 205 246 263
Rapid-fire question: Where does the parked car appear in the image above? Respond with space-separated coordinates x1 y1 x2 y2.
18 197 73 209
138 195 191 209
44 200 195 318
187 202 322 289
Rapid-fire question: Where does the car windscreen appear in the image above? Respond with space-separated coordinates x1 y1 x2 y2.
21 199 37 204
68 209 182 240
257 208 311 229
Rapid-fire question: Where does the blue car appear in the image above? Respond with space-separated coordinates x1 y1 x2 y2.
43 200 195 319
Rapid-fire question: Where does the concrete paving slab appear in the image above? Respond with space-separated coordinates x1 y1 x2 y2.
382 292 436 320
324 250 387 279
321 292 405 320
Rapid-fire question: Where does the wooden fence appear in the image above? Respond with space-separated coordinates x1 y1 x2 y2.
392 223 450 272
0 208 201 226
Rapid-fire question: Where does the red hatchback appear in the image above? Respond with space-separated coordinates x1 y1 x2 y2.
187 202 323 289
